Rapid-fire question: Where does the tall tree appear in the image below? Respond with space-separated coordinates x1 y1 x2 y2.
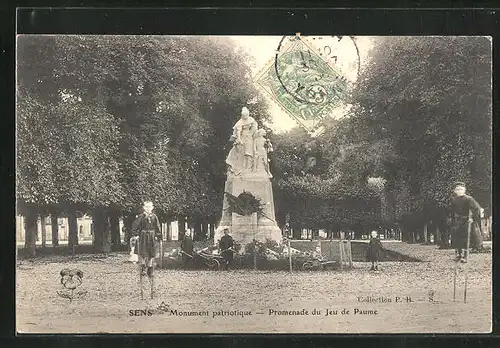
16 34 272 251
271 124 383 232
348 36 492 227
17 36 124 253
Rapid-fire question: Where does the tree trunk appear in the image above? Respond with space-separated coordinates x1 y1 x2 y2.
423 223 428 244
24 206 37 257
193 220 202 241
123 214 135 244
109 213 121 251
93 209 111 253
51 213 59 246
292 224 301 240
434 225 441 245
68 210 79 250
201 221 209 241
178 217 186 240
354 228 363 240
41 215 47 248
209 222 215 240
163 221 170 241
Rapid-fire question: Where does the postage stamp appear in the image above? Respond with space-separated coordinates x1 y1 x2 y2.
255 35 353 134
15 25 492 334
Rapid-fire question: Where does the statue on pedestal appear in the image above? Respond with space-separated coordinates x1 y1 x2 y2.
215 106 281 248
226 107 258 176
225 107 273 178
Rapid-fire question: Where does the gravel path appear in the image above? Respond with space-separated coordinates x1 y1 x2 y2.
16 245 491 334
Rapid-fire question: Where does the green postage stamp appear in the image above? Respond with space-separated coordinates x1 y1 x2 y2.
255 35 349 134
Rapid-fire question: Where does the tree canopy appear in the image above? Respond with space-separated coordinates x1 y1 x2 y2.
349 37 491 211
271 36 491 232
17 35 492 242
17 35 269 222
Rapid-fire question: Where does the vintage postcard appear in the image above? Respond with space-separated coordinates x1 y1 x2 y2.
16 34 492 333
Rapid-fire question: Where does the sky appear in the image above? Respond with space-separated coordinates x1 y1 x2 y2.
230 36 374 134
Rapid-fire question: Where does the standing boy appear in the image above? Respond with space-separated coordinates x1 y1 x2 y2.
132 201 162 294
366 230 384 271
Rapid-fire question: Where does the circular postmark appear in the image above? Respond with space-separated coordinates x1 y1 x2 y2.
255 35 361 133
275 36 354 107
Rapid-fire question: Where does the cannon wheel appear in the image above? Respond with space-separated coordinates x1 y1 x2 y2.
302 261 317 271
205 258 220 270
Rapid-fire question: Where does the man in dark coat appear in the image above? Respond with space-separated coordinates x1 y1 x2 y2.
132 201 163 277
180 231 194 268
218 228 234 270
448 182 484 263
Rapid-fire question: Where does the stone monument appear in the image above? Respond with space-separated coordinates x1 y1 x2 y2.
214 107 282 249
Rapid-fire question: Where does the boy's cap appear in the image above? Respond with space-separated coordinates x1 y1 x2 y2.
453 181 466 188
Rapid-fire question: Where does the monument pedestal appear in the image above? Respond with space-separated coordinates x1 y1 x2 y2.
214 172 282 250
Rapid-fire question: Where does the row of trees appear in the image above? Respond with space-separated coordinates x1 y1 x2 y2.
271 36 492 242
17 36 491 255
17 35 270 255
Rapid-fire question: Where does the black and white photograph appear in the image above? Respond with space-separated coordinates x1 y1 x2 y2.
15 34 492 333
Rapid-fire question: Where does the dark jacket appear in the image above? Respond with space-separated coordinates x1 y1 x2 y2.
132 213 162 240
131 213 162 258
181 235 194 255
448 194 483 249
219 234 234 251
449 194 482 223
366 237 384 262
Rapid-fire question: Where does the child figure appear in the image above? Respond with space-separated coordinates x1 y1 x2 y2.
132 201 162 299
366 230 384 271
253 128 272 178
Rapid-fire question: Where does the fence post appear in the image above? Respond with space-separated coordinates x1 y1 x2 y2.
253 239 257 270
339 241 344 270
41 216 47 248
347 241 353 268
288 238 292 272
159 240 164 269
159 223 164 269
